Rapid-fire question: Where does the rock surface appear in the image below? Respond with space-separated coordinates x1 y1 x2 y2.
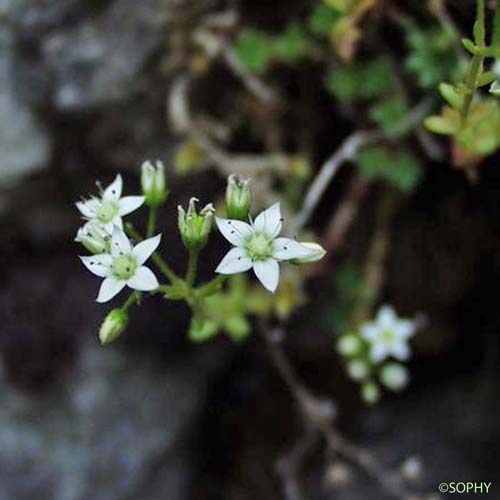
0 339 214 500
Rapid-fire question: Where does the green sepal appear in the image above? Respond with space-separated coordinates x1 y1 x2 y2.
189 316 219 342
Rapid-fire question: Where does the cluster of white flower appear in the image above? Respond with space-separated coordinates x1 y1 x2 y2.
75 174 161 303
337 305 417 404
76 168 326 303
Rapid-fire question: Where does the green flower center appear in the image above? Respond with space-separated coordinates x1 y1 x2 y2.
380 329 396 346
112 255 137 280
96 201 119 223
245 233 274 261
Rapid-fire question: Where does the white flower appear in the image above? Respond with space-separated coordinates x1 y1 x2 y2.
75 220 112 254
76 174 145 232
215 202 316 293
360 305 416 363
80 228 161 303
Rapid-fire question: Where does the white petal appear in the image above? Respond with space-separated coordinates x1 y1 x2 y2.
111 216 123 230
111 228 132 256
76 199 98 218
360 324 378 342
377 305 396 328
97 277 127 303
133 234 161 265
391 341 410 361
118 196 145 216
253 202 282 238
80 254 112 277
395 320 416 339
253 259 280 293
215 247 253 274
272 238 312 261
370 343 389 363
127 266 159 291
215 217 253 246
103 174 123 201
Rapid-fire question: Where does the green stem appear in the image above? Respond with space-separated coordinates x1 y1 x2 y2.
185 249 199 288
461 54 484 121
492 2 500 47
125 223 179 284
474 0 486 46
122 291 140 311
146 206 157 238
462 0 487 122
196 275 228 297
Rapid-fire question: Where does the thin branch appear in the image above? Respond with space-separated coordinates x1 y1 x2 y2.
294 131 381 232
193 28 281 105
276 430 319 500
259 323 430 500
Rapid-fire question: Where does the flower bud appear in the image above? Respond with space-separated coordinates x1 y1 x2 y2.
99 308 129 345
178 197 215 250
225 174 252 220
361 381 380 405
141 160 168 207
379 363 409 391
292 242 326 264
75 221 111 254
336 333 362 356
347 359 370 381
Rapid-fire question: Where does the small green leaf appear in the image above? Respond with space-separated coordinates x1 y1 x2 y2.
477 71 496 87
405 27 464 89
224 315 251 342
424 115 456 135
369 95 408 134
326 59 394 102
233 29 275 73
356 145 422 192
189 317 219 342
275 23 310 64
308 3 342 36
439 83 464 109
462 37 477 54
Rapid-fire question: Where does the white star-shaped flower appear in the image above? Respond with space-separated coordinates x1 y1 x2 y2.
80 228 161 303
76 174 145 232
360 305 416 363
215 202 315 293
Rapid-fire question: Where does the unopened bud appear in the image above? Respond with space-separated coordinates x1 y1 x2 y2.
75 221 111 254
225 174 252 220
347 359 370 381
178 197 214 250
379 363 409 391
336 333 362 356
361 381 380 405
141 160 168 207
99 308 129 345
291 242 326 264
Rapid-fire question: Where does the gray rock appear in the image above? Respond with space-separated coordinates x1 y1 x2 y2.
40 0 171 111
0 340 215 500
0 3 51 188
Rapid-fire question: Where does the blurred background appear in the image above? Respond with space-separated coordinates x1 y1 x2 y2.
1 0 500 499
